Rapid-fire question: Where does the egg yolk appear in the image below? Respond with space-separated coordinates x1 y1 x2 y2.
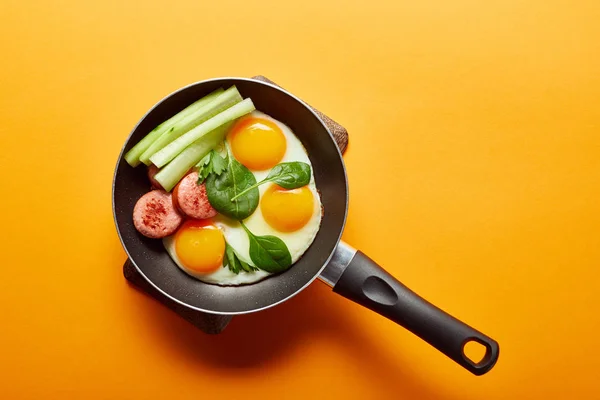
261 185 314 232
229 117 286 170
175 219 225 274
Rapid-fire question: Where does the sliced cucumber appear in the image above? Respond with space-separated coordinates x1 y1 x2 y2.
124 88 224 167
154 122 234 192
139 86 242 166
150 98 255 168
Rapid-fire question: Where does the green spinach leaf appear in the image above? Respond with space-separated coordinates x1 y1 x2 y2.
205 156 259 220
265 162 312 189
241 222 292 273
230 162 311 201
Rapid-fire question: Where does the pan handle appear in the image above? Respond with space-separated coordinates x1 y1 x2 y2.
319 242 499 375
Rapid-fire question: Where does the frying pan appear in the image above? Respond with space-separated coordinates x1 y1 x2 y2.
113 77 499 375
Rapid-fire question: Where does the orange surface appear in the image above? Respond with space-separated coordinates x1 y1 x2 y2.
1 1 599 399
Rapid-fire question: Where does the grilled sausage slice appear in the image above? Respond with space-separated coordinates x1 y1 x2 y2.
173 172 218 220
133 190 183 238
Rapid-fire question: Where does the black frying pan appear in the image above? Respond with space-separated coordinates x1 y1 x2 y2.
113 77 499 375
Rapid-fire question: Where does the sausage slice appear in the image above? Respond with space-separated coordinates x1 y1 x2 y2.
173 172 218 219
147 165 162 189
133 190 183 238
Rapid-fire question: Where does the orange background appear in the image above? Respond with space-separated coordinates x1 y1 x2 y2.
1 0 599 398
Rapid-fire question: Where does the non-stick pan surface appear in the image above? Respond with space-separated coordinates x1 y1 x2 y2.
113 78 347 314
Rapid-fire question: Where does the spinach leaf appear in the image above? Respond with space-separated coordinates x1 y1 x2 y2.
266 162 312 189
223 242 257 274
197 150 227 184
241 223 292 273
205 155 259 220
230 162 311 201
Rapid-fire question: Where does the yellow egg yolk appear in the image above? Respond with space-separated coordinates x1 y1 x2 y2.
175 219 225 274
261 185 314 232
229 117 286 170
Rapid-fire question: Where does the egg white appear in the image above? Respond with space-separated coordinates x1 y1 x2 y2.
163 111 322 286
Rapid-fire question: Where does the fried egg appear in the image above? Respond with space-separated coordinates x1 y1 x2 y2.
164 111 322 286
163 219 271 285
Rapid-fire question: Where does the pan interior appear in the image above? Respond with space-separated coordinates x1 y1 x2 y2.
113 78 348 314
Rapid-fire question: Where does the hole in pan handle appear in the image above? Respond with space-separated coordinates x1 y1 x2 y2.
319 243 500 376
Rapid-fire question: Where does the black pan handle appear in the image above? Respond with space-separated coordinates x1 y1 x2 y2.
330 249 499 375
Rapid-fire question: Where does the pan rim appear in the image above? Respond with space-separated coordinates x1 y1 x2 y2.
112 76 349 315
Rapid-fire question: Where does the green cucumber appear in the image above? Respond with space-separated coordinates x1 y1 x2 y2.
150 98 255 168
154 122 234 192
139 86 242 166
124 88 223 167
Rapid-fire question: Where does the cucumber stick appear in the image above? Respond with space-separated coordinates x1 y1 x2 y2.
124 88 224 167
154 122 234 192
150 98 255 168
139 86 243 166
